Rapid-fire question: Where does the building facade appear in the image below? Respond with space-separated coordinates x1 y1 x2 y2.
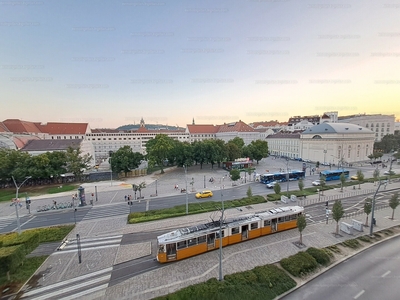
338 113 395 142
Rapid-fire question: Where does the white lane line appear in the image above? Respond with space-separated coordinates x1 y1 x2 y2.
53 244 120 254
58 283 109 300
382 270 391 278
28 275 110 300
23 268 112 297
354 289 365 299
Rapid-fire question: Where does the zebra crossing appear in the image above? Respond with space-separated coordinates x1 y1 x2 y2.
21 267 113 300
80 203 131 221
0 216 16 230
55 234 123 253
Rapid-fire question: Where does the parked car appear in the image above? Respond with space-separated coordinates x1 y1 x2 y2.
312 180 321 186
266 181 278 189
351 175 358 180
384 170 395 175
195 190 213 199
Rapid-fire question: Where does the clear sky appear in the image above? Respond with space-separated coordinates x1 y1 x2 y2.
1 0 399 129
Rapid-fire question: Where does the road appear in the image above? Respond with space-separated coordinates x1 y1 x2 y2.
280 235 400 300
1 176 399 234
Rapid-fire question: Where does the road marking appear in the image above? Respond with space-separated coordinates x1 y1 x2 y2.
23 267 112 297
382 270 391 278
58 283 109 300
353 289 365 299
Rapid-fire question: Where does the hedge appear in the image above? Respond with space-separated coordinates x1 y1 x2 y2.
0 245 25 274
280 251 318 277
306 247 331 266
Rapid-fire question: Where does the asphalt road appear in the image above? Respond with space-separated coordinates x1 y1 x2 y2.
280 235 400 300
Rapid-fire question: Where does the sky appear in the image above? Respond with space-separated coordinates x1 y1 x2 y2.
1 0 399 129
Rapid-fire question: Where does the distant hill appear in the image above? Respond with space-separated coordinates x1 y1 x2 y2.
117 124 185 131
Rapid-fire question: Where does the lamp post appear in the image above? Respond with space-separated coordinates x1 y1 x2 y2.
317 189 320 202
370 180 387 236
155 179 158 196
219 188 224 281
184 165 188 215
109 151 113 186
12 176 31 235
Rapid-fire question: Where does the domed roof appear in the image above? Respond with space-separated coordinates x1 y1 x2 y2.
302 123 371 134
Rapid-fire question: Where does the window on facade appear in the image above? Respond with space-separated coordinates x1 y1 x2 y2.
365 124 369 128
376 128 379 132
382 123 384 127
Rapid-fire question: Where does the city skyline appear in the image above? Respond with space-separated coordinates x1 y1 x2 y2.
1 1 399 128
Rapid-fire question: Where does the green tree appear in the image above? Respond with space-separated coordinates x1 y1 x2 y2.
332 200 345 236
298 179 304 194
273 182 281 195
373 168 380 185
214 139 227 168
363 198 372 226
203 139 220 169
174 141 194 167
297 214 307 245
246 186 253 197
356 170 364 189
137 182 146 198
65 146 92 180
27 154 51 180
192 141 207 169
225 142 241 161
389 192 399 220
45 151 68 180
247 140 269 164
230 169 240 182
111 146 144 177
145 134 174 173
230 137 245 150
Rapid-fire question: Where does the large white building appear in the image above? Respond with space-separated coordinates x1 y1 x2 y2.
300 123 375 165
338 113 395 142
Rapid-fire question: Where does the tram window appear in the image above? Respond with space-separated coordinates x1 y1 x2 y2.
188 239 197 246
198 236 206 244
264 220 271 226
232 227 239 234
278 217 284 223
216 230 225 238
177 240 187 249
285 216 290 221
290 214 297 220
251 222 258 230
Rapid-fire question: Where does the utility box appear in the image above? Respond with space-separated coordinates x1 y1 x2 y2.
281 195 288 204
290 195 297 202
352 219 363 232
340 222 353 235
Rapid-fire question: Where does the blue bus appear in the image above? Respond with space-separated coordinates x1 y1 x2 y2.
260 170 305 184
320 169 349 181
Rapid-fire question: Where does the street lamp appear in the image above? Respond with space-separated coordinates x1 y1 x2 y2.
184 165 189 215
12 176 31 235
219 188 224 281
109 151 113 186
370 180 387 236
155 179 158 196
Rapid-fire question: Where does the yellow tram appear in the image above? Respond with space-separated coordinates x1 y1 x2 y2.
157 206 304 263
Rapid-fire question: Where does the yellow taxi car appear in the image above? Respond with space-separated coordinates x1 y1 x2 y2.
351 175 358 180
195 190 213 199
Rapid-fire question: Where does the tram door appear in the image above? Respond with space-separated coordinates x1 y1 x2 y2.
207 233 216 250
241 225 248 240
166 243 177 261
271 219 277 232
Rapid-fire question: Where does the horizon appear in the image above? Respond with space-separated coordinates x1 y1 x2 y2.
1 1 399 128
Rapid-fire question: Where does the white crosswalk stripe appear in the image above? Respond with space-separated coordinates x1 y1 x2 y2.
22 267 112 300
81 204 130 221
0 216 16 230
55 235 123 253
